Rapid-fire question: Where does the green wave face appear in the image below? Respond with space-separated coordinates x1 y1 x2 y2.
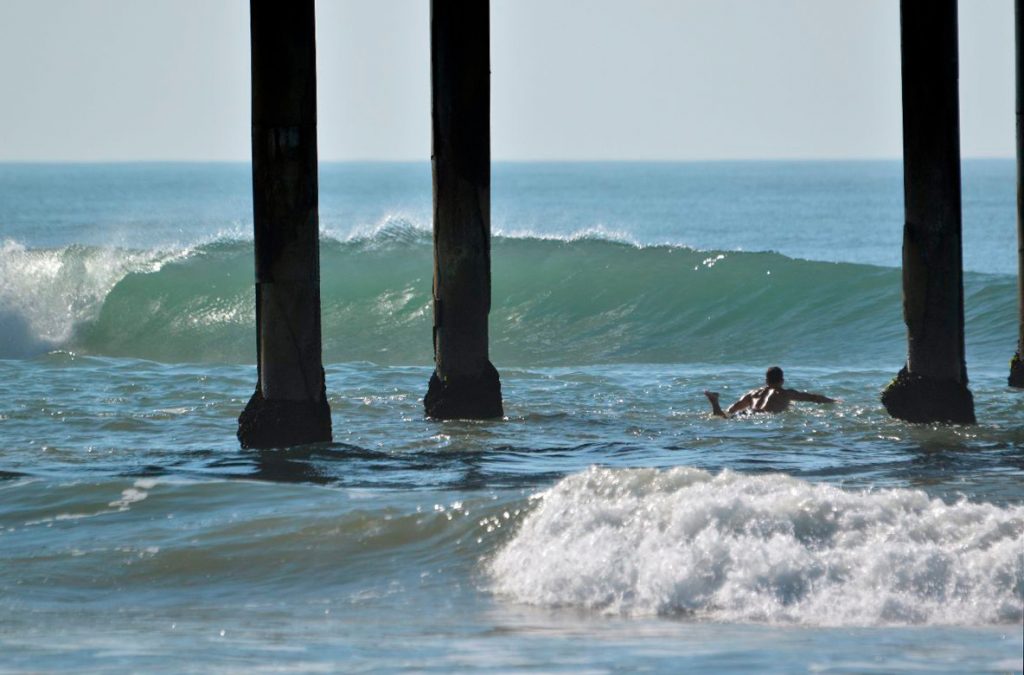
2 232 1016 367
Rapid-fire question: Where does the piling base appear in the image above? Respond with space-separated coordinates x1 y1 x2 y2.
424 363 503 420
881 366 975 424
237 384 332 449
1009 351 1024 388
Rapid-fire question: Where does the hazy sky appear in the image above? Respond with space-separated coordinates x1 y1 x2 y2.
0 0 1014 161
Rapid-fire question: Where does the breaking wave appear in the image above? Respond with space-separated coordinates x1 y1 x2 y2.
0 222 1014 365
488 467 1024 625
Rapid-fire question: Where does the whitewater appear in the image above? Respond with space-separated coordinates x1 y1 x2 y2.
0 161 1021 673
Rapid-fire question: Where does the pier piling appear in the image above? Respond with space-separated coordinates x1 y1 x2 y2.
882 0 975 423
1010 0 1024 388
423 0 503 420
238 0 332 447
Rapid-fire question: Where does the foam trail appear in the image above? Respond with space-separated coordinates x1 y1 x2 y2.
489 467 1024 626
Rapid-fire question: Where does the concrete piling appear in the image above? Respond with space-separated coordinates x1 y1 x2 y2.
238 0 332 447
882 0 976 423
1010 0 1024 388
423 0 503 420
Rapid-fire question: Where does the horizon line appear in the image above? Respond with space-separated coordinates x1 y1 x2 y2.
0 155 1014 165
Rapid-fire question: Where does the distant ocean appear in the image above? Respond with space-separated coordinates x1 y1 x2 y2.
1 161 1021 672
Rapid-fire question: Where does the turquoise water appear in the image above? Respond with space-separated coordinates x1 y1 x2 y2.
0 162 1021 672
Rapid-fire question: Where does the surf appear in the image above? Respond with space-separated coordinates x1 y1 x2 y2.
0 225 1015 366
488 466 1024 626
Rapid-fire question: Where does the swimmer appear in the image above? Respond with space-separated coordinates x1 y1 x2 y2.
703 366 835 418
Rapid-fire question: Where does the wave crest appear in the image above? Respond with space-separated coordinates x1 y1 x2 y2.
0 233 1014 365
0 240 186 358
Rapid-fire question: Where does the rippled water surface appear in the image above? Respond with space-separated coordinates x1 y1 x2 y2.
1 162 1021 672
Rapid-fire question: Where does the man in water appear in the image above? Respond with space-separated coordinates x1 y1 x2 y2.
703 366 835 417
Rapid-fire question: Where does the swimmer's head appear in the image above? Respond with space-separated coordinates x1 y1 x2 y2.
766 366 784 386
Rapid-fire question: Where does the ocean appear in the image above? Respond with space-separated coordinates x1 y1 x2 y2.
0 161 1021 673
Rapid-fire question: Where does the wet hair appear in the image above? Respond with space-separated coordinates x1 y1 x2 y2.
765 366 784 386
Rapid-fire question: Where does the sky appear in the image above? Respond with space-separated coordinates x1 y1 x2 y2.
0 0 1014 162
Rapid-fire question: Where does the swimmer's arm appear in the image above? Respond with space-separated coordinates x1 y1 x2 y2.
726 392 755 415
788 390 836 404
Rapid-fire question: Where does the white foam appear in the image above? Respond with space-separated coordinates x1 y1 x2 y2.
322 214 653 250
108 487 148 511
324 214 429 248
488 467 1024 626
493 224 642 248
0 239 186 357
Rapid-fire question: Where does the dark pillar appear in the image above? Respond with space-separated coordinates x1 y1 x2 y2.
883 0 975 423
238 0 332 447
1010 0 1024 387
423 0 503 419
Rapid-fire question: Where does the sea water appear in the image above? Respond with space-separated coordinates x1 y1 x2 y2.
0 162 1021 672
